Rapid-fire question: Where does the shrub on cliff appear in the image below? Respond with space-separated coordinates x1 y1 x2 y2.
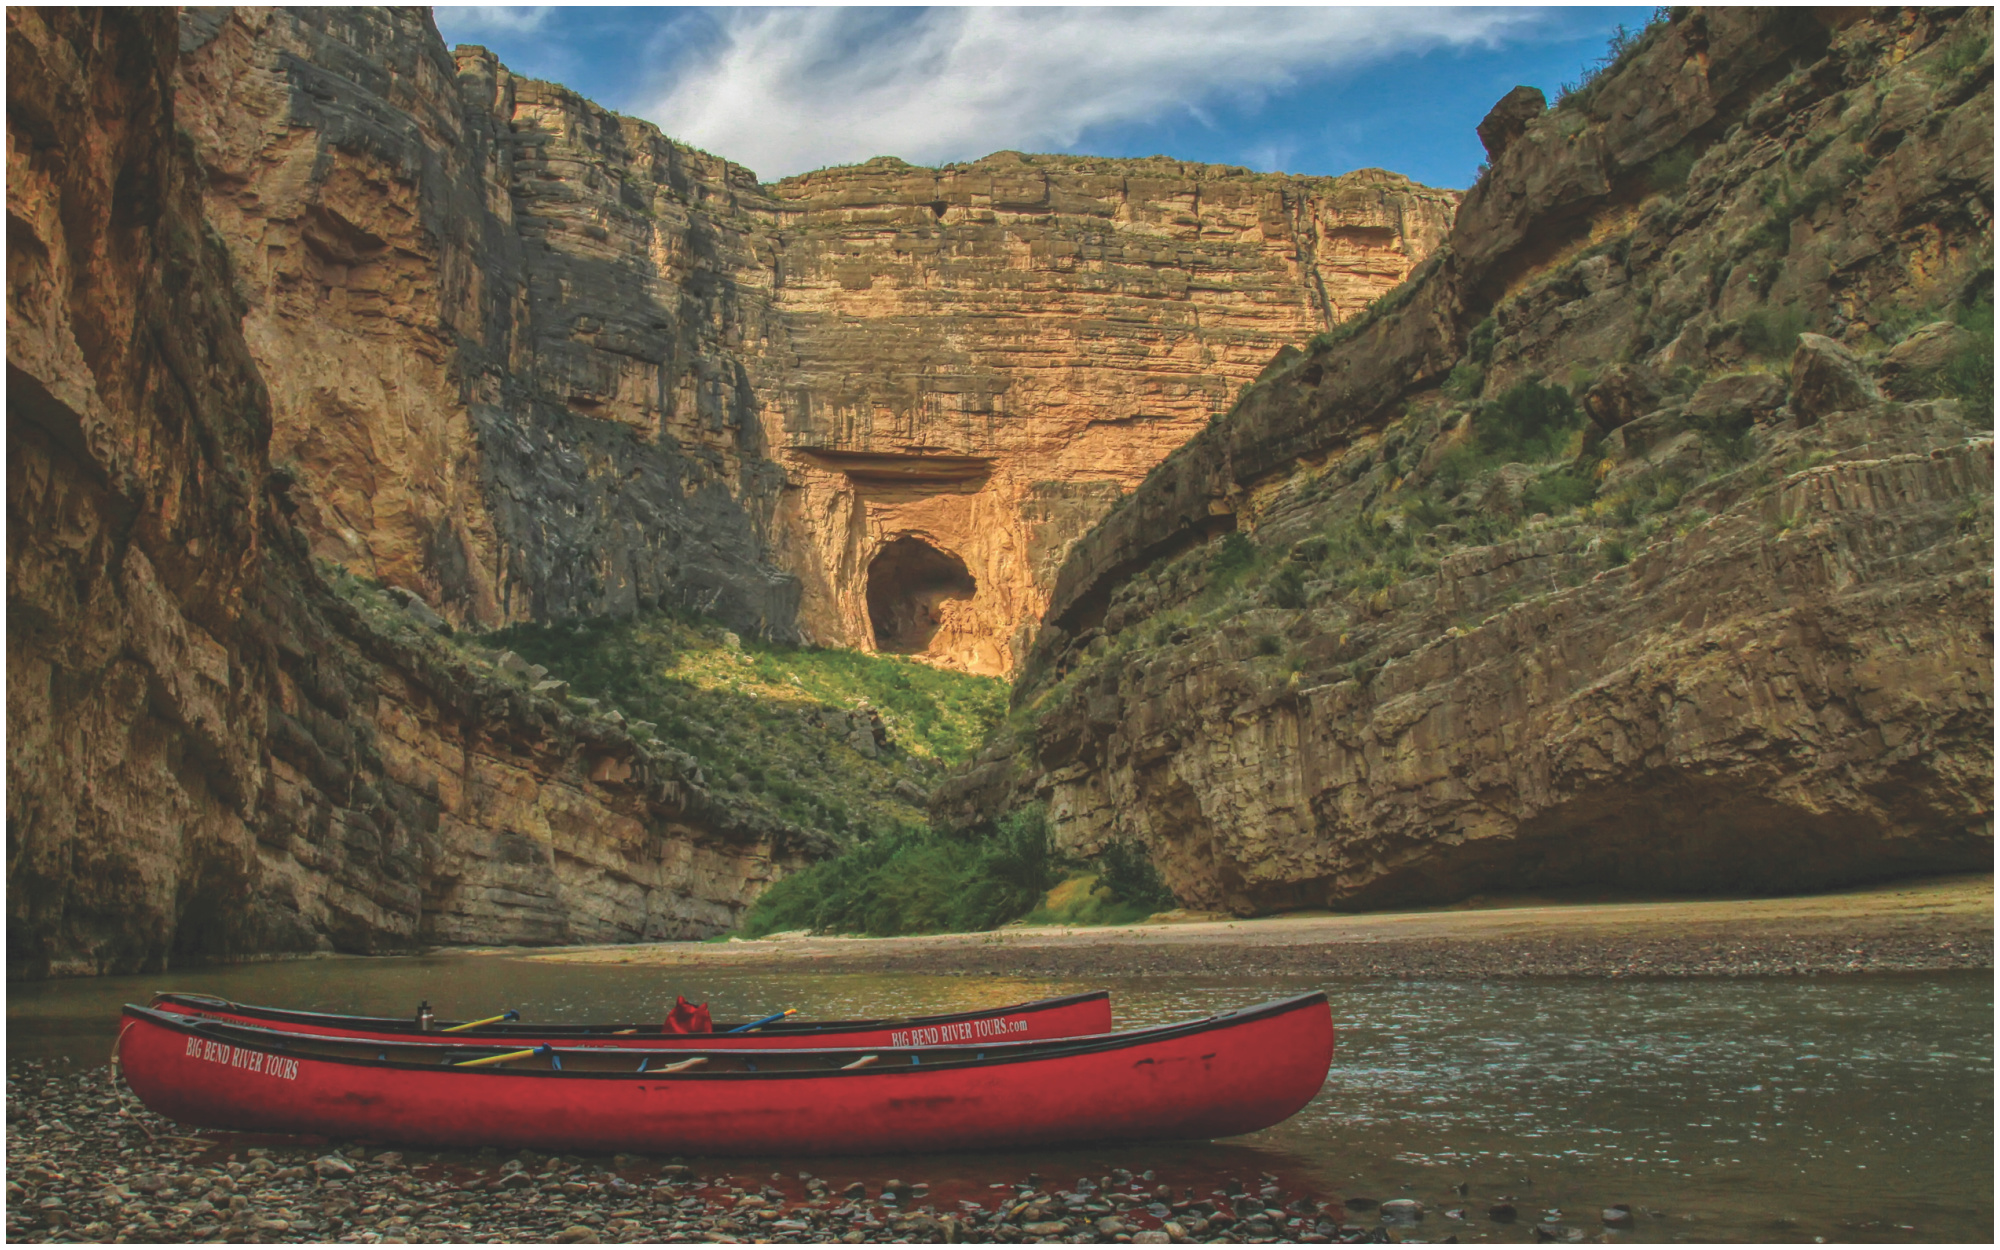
1942 296 1994 425
1476 376 1584 462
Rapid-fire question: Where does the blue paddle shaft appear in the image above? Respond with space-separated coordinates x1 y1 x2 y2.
728 1011 790 1034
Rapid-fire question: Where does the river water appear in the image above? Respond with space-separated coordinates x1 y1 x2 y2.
8 955 1991 1242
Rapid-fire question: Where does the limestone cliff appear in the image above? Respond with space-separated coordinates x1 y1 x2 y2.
171 8 1456 674
940 7 1994 910
7 8 825 978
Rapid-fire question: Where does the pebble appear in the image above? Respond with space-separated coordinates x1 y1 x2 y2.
8 1058 1666 1244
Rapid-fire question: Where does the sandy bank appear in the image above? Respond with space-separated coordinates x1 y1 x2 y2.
521 875 1992 980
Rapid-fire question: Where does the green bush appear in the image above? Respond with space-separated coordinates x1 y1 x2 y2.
1430 443 1491 497
1268 564 1307 610
1476 377 1583 462
1443 362 1484 399
1211 531 1256 577
1944 296 1994 425
1738 306 1809 359
1093 839 1176 910
1646 147 1697 195
1467 316 1499 366
738 805 1061 937
1522 468 1596 516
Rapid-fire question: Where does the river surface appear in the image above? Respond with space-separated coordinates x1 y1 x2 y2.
8 954 1991 1242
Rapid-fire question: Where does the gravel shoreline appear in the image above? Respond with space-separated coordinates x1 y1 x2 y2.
6 1060 1646 1245
535 877 1995 981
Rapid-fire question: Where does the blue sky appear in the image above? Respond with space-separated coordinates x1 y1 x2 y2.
433 6 1658 189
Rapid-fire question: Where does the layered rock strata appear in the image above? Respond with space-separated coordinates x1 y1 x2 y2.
172 8 1457 673
941 7 1994 910
7 8 824 978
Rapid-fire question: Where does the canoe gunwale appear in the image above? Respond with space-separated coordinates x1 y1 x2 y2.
122 993 1330 1082
148 988 1112 1038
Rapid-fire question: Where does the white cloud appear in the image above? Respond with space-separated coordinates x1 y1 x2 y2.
434 5 555 40
636 7 1537 180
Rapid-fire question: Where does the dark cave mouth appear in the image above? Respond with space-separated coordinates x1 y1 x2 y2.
867 537 976 654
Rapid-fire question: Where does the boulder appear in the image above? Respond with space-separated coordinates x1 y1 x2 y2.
1789 333 1878 424
1879 321 1978 399
1600 407 1689 460
1685 372 1787 426
1477 86 1547 163
387 587 449 633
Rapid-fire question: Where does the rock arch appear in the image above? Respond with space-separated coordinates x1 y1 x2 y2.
866 536 976 655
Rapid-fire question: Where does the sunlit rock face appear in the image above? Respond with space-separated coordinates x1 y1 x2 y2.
170 8 1458 674
940 6 1994 910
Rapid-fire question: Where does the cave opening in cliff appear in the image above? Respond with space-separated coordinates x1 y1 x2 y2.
867 537 976 655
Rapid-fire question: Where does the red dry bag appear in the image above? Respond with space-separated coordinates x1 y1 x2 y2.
663 996 713 1033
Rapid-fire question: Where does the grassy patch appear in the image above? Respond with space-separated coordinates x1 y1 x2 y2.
481 610 1007 838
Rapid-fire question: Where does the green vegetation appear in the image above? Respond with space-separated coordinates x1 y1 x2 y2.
1555 8 1672 112
1943 295 1994 425
481 610 1006 838
1442 362 1484 400
1646 146 1698 195
1211 530 1257 578
1474 376 1586 462
1522 467 1598 515
737 806 1059 937
1927 26 1991 82
1467 316 1499 366
735 804 1177 937
1023 848 1177 928
1738 306 1809 360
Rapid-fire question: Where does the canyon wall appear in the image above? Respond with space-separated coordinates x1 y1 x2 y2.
172 7 1457 673
940 7 1994 910
7 7 825 978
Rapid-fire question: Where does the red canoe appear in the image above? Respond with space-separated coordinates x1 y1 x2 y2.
117 994 1333 1155
148 990 1111 1049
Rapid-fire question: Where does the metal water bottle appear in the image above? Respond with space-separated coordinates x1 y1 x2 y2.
417 1000 434 1031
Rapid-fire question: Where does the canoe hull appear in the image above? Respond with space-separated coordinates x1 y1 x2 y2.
149 991 1112 1050
119 997 1333 1156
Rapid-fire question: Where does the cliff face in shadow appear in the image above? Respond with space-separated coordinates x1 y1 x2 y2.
938 7 1994 911
171 8 1457 674
7 8 825 978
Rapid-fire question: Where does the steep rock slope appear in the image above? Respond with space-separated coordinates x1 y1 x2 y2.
171 8 1456 673
7 8 824 978
940 7 1994 911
